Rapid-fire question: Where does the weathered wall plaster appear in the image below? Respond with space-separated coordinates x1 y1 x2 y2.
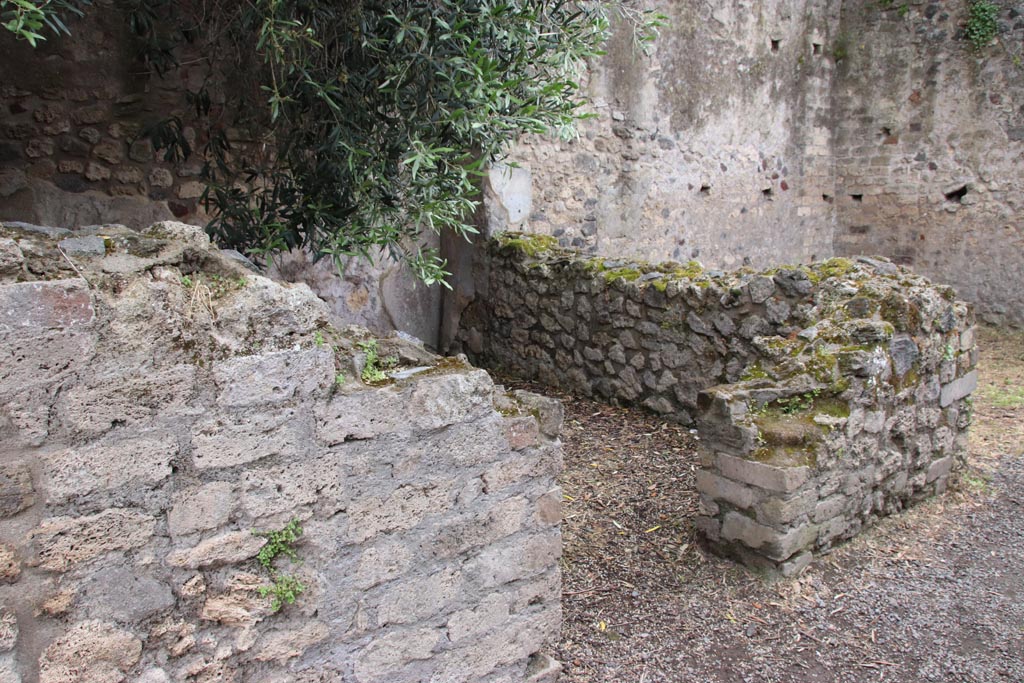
487 0 842 270
0 221 564 682
831 1 1024 327
489 0 1024 325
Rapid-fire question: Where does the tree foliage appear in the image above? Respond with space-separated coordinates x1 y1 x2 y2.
1 0 88 46
5 1 663 284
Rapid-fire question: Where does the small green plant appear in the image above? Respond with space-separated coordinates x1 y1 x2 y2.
357 339 398 384
180 275 193 288
774 389 821 415
335 372 347 386
965 0 999 51
259 574 306 612
253 519 305 612
313 330 325 347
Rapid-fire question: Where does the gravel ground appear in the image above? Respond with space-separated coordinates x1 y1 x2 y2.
503 326 1024 682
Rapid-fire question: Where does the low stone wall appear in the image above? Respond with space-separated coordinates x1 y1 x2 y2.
0 222 564 682
457 233 976 572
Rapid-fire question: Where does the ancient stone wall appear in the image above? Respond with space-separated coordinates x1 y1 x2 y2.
489 0 1024 325
831 1 1024 326
456 234 975 572
0 221 563 682
0 5 440 344
485 0 842 270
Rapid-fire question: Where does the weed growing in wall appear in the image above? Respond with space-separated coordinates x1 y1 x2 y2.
357 340 398 384
965 1 999 51
254 519 306 612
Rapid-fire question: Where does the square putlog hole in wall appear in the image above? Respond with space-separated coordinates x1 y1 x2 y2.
771 39 781 53
813 43 822 55
850 193 864 203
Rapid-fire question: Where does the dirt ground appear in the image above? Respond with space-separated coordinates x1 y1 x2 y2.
507 325 1024 683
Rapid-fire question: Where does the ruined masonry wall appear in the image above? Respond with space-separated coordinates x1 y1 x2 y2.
457 235 976 573
0 222 563 683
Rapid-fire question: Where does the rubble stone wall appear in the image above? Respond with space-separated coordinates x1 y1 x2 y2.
0 221 564 683
457 234 976 572
831 1 1024 327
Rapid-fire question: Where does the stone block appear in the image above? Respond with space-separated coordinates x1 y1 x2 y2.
0 655 19 683
431 496 528 559
58 236 106 256
38 620 141 683
316 370 493 445
191 406 306 469
354 540 414 590
41 435 177 502
512 389 569 438
503 416 539 450
721 512 817 561
464 531 561 589
716 453 810 493
695 515 721 542
213 348 333 408
239 458 329 519
780 551 813 577
348 482 453 543
79 567 174 623
200 572 267 627
812 495 847 523
57 364 197 437
167 530 265 569
535 488 562 526
940 370 977 407
747 276 775 304
446 594 510 642
168 482 235 536
253 622 330 664
0 461 34 518
817 516 851 546
755 489 817 526
32 509 156 571
0 239 23 276
926 456 954 483
176 181 205 199
0 280 93 335
525 653 563 683
695 470 761 510
376 568 462 626
0 610 16 653
355 628 439 682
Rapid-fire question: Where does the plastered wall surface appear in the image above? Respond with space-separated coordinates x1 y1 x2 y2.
831 1 1024 326
0 221 564 683
486 0 842 270
488 0 1024 325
